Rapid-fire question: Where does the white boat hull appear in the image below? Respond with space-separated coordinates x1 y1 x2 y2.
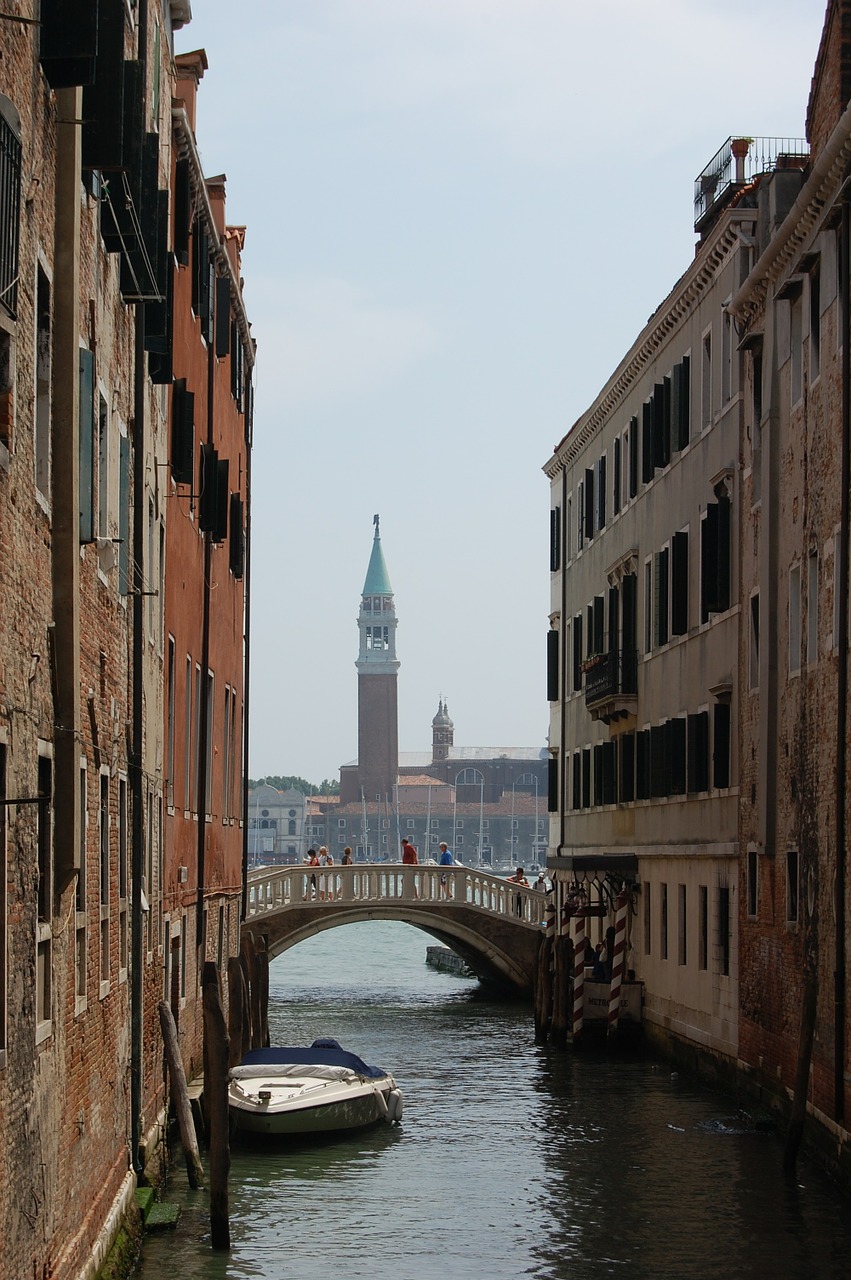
228 1063 401 1137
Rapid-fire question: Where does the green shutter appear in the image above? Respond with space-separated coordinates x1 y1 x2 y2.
79 348 95 542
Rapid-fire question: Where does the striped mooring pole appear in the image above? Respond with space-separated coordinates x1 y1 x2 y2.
607 889 630 1038
571 907 585 1043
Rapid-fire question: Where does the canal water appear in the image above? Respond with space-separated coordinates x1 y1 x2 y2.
134 921 851 1280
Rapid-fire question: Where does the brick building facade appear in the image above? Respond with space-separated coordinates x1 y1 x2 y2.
0 4 252 1276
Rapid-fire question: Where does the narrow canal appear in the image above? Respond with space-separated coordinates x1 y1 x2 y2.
134 922 851 1279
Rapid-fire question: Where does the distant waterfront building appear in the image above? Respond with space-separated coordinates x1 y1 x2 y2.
247 785 307 865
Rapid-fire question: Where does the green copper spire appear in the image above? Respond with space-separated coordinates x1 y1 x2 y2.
362 513 394 596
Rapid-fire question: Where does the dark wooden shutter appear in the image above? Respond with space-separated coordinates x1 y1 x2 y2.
622 573 637 689
701 505 718 621
642 399 654 484
199 443 218 532
213 458 230 543
671 531 689 635
81 0 125 169
215 277 231 359
79 348 95 542
629 414 639 498
687 711 709 792
717 495 731 611
636 730 649 800
593 596 605 656
547 757 558 813
229 494 245 578
582 749 591 809
613 436 621 514
672 357 690 451
573 614 583 691
713 702 731 788
657 547 669 647
608 585 620 654
40 0 99 87
584 467 595 540
597 454 607 529
593 745 604 807
174 157 191 265
572 753 581 811
652 382 667 469
602 741 617 805
171 380 194 486
547 630 559 702
550 506 561 571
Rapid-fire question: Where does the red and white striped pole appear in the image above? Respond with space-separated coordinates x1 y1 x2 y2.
607 889 629 1038
572 905 585 1043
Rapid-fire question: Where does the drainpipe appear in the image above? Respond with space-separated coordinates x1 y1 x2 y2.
835 192 850 1124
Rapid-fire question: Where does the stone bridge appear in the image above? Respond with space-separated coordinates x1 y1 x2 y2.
242 863 546 992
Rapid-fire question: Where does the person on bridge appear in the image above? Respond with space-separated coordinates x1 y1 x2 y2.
506 866 530 918
318 846 334 900
342 847 353 865
303 848 319 900
438 842 454 899
401 838 418 865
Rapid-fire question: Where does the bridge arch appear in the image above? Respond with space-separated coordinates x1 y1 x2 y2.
243 864 545 992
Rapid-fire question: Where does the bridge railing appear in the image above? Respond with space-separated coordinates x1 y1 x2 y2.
246 863 546 928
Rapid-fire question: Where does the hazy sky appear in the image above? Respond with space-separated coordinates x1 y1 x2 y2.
181 0 827 784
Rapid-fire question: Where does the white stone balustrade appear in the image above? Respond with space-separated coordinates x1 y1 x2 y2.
246 863 546 928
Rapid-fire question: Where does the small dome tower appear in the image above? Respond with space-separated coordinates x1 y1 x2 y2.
432 698 454 763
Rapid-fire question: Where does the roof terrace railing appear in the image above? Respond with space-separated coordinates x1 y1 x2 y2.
694 136 809 231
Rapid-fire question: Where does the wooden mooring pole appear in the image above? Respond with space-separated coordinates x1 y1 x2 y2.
158 1001 205 1189
202 961 231 1251
227 955 251 1069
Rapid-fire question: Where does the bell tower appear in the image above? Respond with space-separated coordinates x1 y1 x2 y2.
432 698 454 763
354 515 399 804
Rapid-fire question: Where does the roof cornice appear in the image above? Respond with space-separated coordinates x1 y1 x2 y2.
543 211 750 478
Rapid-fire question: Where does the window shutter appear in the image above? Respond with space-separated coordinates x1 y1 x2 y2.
701 505 719 621
171 379 194 486
613 436 621 514
572 753 581 811
215 276 231 359
622 573 637 689
629 414 639 498
81 0 125 170
671 531 689 635
550 506 561 571
717 495 731 611
79 349 95 542
584 468 594 540
713 702 731 788
597 454 607 529
602 740 617 805
199 443 218 532
39 0 98 88
577 480 584 550
213 458 230 544
581 749 591 809
174 157 191 265
652 382 667 469
636 730 649 800
547 629 559 702
642 399 654 484
573 613 583 691
672 358 690 451
229 494 245 578
687 711 710 792
547 756 558 813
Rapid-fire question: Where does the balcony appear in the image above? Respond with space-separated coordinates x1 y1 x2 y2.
583 649 637 724
694 136 809 233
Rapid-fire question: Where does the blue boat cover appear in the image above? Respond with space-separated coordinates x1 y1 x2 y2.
240 1038 387 1080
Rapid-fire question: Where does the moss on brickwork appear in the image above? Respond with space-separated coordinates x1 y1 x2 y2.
95 1204 142 1280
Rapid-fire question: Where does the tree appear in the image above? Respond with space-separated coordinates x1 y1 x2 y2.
247 776 339 796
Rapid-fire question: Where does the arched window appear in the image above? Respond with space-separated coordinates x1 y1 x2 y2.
288 820 296 835
455 768 484 786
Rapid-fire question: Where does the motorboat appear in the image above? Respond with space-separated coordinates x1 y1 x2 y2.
228 1038 403 1138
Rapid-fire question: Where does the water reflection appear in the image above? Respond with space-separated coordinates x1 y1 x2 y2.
134 923 851 1280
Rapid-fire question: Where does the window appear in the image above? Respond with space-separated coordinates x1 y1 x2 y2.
786 850 799 923
99 772 110 989
0 96 21 320
687 711 710 793
406 819 415 829
698 885 708 971
431 819 439 829
655 547 669 647
572 613 583 692
550 506 561 571
184 656 192 811
37 752 53 1035
747 848 758 917
671 531 688 636
644 559 653 653
76 761 87 1009
338 818 347 829
721 306 733 405
166 639 175 808
597 454 607 530
628 415 639 498
700 494 731 621
456 835 463 844
193 664 202 813
791 294 803 404
810 264 821 381
118 778 128 977
807 550 819 664
701 329 712 429
97 391 110 537
613 437 621 515
204 671 214 814
660 883 668 960
749 594 760 689
643 880 651 955
678 884 687 965
713 702 731 789
223 686 232 820
789 564 801 673
35 266 52 499
718 886 731 976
